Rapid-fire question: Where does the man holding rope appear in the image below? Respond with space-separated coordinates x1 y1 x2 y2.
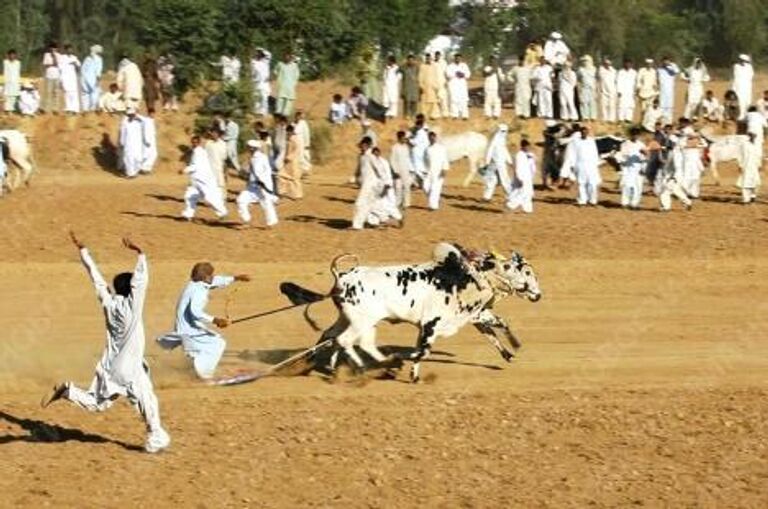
157 263 250 380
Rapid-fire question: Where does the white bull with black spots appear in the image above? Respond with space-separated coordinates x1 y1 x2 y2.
287 243 541 382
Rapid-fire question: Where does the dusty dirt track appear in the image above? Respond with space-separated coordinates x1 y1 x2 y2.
1 78 768 508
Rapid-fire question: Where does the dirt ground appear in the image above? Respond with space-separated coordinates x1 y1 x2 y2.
1 76 767 508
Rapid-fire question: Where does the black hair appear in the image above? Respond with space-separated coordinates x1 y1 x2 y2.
396 130 407 140
113 272 133 297
360 136 372 146
520 139 530 148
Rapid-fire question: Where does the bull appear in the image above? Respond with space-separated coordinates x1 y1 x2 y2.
0 130 36 193
282 243 541 382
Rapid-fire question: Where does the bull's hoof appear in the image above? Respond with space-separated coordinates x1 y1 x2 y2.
501 350 514 362
383 355 404 370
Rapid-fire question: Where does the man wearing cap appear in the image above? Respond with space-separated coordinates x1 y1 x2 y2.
446 53 471 120
483 55 504 120
543 32 570 67
657 56 680 123
636 58 658 117
275 52 299 117
532 56 554 119
180 135 228 220
598 58 617 123
81 45 104 112
732 54 754 120
577 55 597 121
616 59 637 123
682 58 710 119
237 140 278 227
119 108 146 178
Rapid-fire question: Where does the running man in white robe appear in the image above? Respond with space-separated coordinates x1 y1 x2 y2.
205 127 228 192
732 54 754 120
509 59 532 119
482 124 513 201
80 45 104 112
483 56 504 119
42 232 170 454
389 130 414 208
446 54 471 119
657 57 680 123
574 127 602 206
140 108 157 174
237 140 278 227
532 58 554 119
616 127 647 209
58 45 81 114
616 60 637 123
180 135 228 220
682 58 710 119
577 55 597 121
656 135 692 211
3 50 21 112
250 49 272 116
424 131 450 210
738 133 762 203
558 61 578 121
382 56 401 118
157 263 250 379
507 139 536 213
598 59 617 123
119 108 145 178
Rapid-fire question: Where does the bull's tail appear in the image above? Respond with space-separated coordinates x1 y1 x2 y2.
279 253 359 331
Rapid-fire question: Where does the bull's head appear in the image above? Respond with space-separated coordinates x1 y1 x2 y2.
492 251 541 302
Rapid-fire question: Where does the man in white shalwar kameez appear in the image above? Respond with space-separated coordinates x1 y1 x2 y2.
656 136 693 212
410 115 430 182
543 32 570 66
532 58 554 119
574 127 602 206
382 56 401 118
180 135 228 220
18 81 40 116
223 113 241 175
157 263 250 379
117 56 144 110
424 131 450 210
483 56 504 119
352 137 383 230
205 128 228 192
390 130 414 208
119 108 145 178
3 50 21 112
140 109 157 174
559 61 578 121
482 124 513 201
616 128 647 209
682 58 710 119
598 59 617 123
80 45 104 112
294 111 312 175
43 232 170 454
738 133 762 203
370 147 403 225
251 49 272 116
657 57 680 123
506 139 537 213
616 60 637 123
509 60 532 119
446 54 471 119
745 105 767 159
577 55 597 121
636 59 658 116
237 140 278 227
732 54 754 120
58 45 81 114
434 51 450 118
680 135 705 198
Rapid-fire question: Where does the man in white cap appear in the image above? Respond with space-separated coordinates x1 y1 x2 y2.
732 54 754 120
543 32 570 67
483 55 504 119
446 53 471 120
81 45 103 112
598 58 617 123
250 48 271 116
482 123 513 201
573 126 601 206
180 135 228 220
616 59 637 123
119 107 146 178
657 56 680 123
532 56 554 119
636 58 658 117
237 140 278 227
577 55 597 121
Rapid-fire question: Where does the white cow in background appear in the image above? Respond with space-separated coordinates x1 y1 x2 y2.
700 127 751 184
0 130 36 192
437 131 488 187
